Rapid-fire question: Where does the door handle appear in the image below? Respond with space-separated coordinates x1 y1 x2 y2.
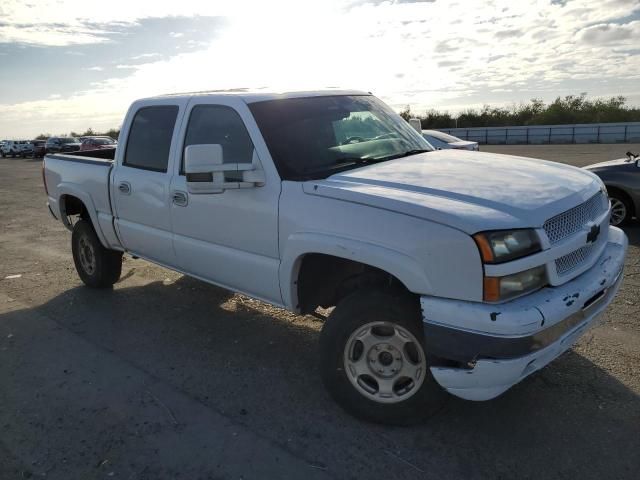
118 181 131 195
171 190 188 207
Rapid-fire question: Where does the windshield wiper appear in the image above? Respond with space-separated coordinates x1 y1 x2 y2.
377 149 431 161
334 157 371 166
334 149 430 167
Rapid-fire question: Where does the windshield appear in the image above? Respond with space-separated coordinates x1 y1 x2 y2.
423 130 462 143
249 95 432 180
60 137 79 144
94 137 115 145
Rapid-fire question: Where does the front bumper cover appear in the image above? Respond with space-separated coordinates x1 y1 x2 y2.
421 226 628 401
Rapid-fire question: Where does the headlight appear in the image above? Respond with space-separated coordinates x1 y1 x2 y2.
473 229 541 264
483 265 547 302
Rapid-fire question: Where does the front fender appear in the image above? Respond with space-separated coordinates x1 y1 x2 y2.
279 232 433 311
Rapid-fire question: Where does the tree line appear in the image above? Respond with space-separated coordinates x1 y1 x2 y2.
400 94 640 129
29 94 640 139
34 127 120 140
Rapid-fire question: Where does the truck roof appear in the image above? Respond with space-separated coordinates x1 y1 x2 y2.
146 88 370 104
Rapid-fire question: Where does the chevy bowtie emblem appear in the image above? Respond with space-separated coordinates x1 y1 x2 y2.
586 224 600 244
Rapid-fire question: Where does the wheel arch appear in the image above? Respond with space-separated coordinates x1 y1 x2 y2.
57 186 109 247
606 184 635 217
279 233 432 312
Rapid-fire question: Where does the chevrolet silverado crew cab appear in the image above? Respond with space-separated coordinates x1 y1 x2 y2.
43 90 628 425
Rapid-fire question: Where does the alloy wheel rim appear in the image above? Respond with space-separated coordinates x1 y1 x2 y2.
78 235 96 275
343 321 426 404
609 198 627 226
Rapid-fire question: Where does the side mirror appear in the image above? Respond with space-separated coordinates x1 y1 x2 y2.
184 144 265 194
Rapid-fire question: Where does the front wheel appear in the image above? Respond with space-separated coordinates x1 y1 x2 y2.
72 220 122 288
609 193 632 226
319 290 447 425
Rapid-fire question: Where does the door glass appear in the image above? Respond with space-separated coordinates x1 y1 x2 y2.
124 106 178 172
182 105 254 179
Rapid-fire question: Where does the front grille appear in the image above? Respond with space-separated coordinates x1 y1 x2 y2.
555 243 597 276
543 192 606 245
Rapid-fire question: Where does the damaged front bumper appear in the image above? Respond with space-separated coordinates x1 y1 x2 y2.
421 226 628 401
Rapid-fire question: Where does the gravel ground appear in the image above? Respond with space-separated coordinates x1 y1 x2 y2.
1 146 639 479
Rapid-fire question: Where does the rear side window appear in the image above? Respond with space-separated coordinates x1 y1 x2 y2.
181 105 253 174
124 106 178 172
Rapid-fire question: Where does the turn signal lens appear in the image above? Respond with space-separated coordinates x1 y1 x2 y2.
483 277 501 302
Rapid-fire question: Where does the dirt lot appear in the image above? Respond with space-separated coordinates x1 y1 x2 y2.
1 145 639 480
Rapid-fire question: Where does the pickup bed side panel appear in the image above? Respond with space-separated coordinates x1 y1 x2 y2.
278 181 483 310
45 154 121 249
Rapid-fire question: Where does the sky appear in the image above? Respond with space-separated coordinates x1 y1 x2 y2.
1 0 639 138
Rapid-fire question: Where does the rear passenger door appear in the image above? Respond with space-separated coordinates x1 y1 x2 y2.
111 101 184 266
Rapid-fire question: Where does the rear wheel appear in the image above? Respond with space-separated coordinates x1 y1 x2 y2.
72 220 122 288
319 290 447 425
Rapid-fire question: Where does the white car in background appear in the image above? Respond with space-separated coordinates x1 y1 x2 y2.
1 140 33 158
422 130 479 151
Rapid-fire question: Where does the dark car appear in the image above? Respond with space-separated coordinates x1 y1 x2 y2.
45 137 82 154
31 140 46 158
584 151 640 226
79 136 117 151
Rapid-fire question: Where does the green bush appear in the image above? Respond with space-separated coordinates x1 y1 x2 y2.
412 94 640 129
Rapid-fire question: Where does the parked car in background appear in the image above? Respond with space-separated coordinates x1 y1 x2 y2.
584 151 640 226
79 136 117 151
31 140 47 158
45 137 82 154
1 140 33 157
422 130 479 151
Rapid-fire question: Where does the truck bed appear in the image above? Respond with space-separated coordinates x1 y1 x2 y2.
44 149 121 250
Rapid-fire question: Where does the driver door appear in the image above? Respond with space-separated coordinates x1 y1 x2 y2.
170 97 282 305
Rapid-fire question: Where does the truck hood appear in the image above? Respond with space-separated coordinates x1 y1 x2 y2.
303 150 603 234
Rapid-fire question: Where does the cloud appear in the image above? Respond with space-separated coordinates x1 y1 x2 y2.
495 29 522 39
0 16 226 105
579 20 640 44
0 0 639 137
131 53 161 60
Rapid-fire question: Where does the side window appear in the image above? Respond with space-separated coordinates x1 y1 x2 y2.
124 105 178 172
182 105 254 175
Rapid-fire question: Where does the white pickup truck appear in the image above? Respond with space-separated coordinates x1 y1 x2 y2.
43 90 628 425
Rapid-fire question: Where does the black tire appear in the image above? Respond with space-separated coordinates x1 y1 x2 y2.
608 191 633 226
72 220 122 288
319 289 447 426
